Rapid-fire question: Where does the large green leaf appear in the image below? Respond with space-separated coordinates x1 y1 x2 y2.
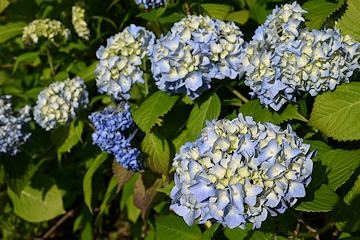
336 0 360 42
7 174 66 223
309 149 360 191
83 151 108 214
239 99 307 125
303 0 345 30
308 82 360 141
172 129 194 154
187 93 221 139
141 132 170 177
0 21 26 44
132 90 179 133
296 184 343 212
201 4 231 20
155 214 202 240
224 10 250 25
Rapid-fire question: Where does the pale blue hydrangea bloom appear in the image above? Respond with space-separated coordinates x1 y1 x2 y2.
135 0 167 9
0 96 32 155
150 15 247 100
34 77 89 131
171 113 316 229
72 6 90 41
243 2 360 111
22 18 71 44
89 102 145 171
94 24 156 100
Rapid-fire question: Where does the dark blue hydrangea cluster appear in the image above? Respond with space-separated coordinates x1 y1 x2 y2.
0 95 32 155
135 0 167 9
242 2 360 111
171 113 316 229
89 102 145 171
150 15 247 100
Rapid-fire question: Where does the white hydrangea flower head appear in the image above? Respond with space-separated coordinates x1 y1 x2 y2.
0 96 32 155
150 15 247 100
34 77 89 131
171 113 316 229
94 24 156 100
22 18 71 44
243 2 360 111
72 6 90 41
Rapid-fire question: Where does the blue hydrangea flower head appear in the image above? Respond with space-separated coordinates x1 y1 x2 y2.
171 113 316 229
94 24 156 100
0 95 32 155
34 77 89 131
150 15 247 100
89 102 145 171
243 2 360 111
135 0 167 9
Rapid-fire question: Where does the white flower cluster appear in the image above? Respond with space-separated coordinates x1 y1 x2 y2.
34 77 89 131
72 6 90 41
94 24 156 100
0 96 32 155
150 15 246 100
171 113 315 229
243 2 360 111
22 18 71 44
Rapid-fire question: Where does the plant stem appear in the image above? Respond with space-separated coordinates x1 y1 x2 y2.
184 0 191 15
225 84 249 103
272 217 334 238
46 49 55 77
92 15 118 31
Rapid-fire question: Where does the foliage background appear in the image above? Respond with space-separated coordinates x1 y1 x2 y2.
0 0 360 239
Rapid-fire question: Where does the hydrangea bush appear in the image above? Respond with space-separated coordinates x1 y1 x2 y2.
1 0 360 239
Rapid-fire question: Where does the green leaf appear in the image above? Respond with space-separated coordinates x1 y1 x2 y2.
3 156 36 197
141 132 170 177
239 99 307 125
59 40 89 52
159 12 186 23
120 174 139 211
133 173 163 221
334 0 360 42
73 207 93 236
112 159 135 193
187 93 221 139
126 194 141 223
95 176 118 231
12 52 40 75
156 181 175 197
303 140 332 160
7 174 66 222
224 223 253 240
296 184 343 212
201 223 220 240
308 82 360 141
250 4 268 24
77 61 98 82
0 0 9 14
201 4 232 20
0 21 27 44
334 175 360 233
303 0 345 30
224 10 250 25
155 214 202 240
54 71 70 82
132 90 179 133
83 152 108 214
